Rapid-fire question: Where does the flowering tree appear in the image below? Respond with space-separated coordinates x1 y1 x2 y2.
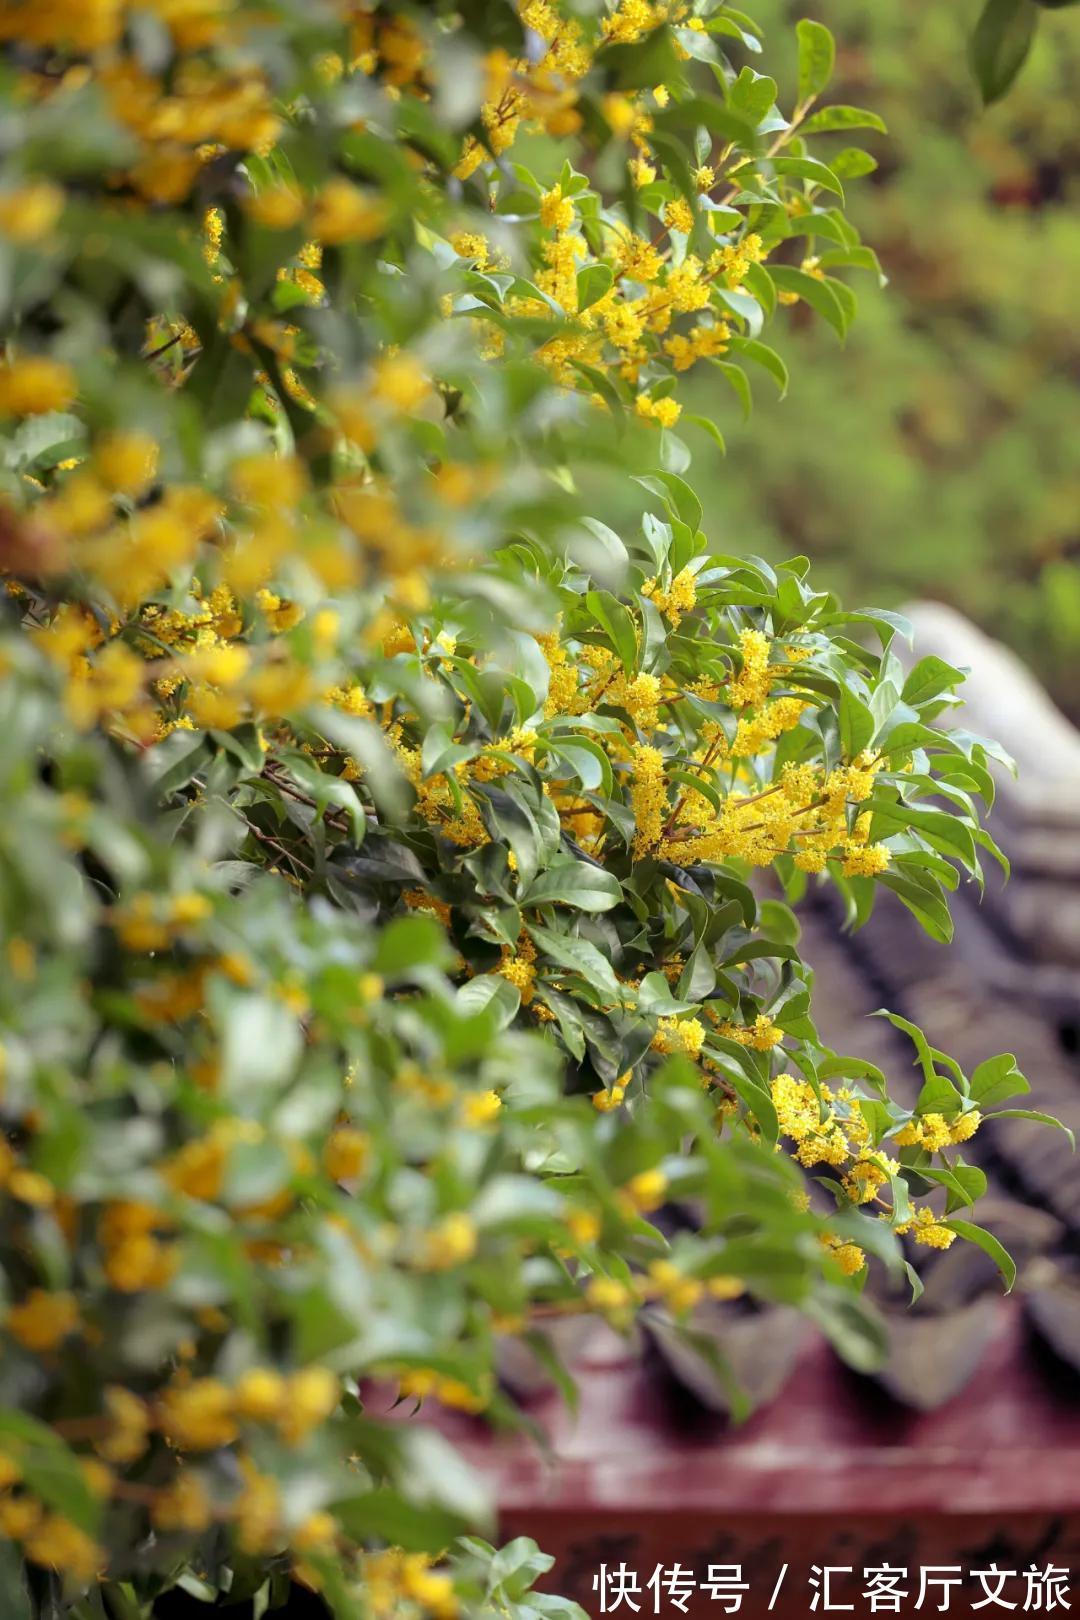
0 2 1066 1616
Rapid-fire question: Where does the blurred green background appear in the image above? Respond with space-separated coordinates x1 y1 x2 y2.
691 1 1080 717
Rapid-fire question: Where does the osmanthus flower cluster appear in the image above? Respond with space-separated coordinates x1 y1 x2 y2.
0 1 1069 1616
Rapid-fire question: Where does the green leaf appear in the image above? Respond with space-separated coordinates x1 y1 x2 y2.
876 872 954 943
902 654 966 707
684 412 726 455
362 913 441 988
726 66 780 126
522 860 623 913
872 1009 939 1085
712 359 752 419
726 336 788 397
921 1163 987 1211
543 734 613 795
0 1409 101 1535
801 105 887 134
970 0 1038 102
0 1545 30 1620
217 989 302 1102
527 920 622 1002
282 755 367 842
805 1286 887 1372
830 147 878 180
768 265 848 337
634 471 703 535
945 1220 1017 1291
796 18 836 104
576 262 614 310
838 684 874 760
771 155 844 200
585 589 639 674
988 1109 1076 1149
969 1053 1030 1107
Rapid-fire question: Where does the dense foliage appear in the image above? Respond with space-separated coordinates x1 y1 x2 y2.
0 2 1065 1616
675 0 1080 718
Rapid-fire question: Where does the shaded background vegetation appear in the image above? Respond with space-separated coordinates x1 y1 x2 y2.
686 1 1080 716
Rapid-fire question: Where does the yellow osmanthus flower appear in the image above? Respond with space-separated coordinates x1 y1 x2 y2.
6 1289 79 1351
233 1368 287 1422
310 178 387 244
625 1167 667 1212
159 1378 238 1451
539 183 575 233
663 197 694 235
825 1238 867 1276
843 1152 898 1205
24 1514 105 1583
152 1473 214 1533
371 353 430 413
417 1212 477 1270
721 1014 782 1051
647 1258 704 1314
642 566 697 627
950 1108 982 1143
565 1207 602 1246
0 355 76 415
630 742 667 857
727 627 772 709
324 1124 370 1180
896 1206 957 1250
917 1112 953 1151
771 1073 850 1168
635 392 681 428
234 1467 281 1555
278 1366 339 1445
586 1275 633 1312
461 1089 502 1127
0 180 64 242
94 430 159 497
243 182 305 229
98 1387 150 1465
651 1016 705 1058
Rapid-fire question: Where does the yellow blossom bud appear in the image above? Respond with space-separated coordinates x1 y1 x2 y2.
324 1125 369 1181
152 1472 214 1533
586 1275 632 1312
566 1208 601 1246
0 181 65 243
950 1109 982 1144
0 1496 42 1539
94 431 159 497
6 1288 79 1350
418 1212 478 1271
371 354 430 413
231 451 306 510
292 1510 337 1551
99 1387 150 1465
244 183 306 229
8 1168 54 1207
159 1379 238 1451
461 1089 502 1127
279 1366 339 1444
310 178 387 244
625 1168 667 1212
24 1514 105 1583
0 356 77 416
234 1367 287 1422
